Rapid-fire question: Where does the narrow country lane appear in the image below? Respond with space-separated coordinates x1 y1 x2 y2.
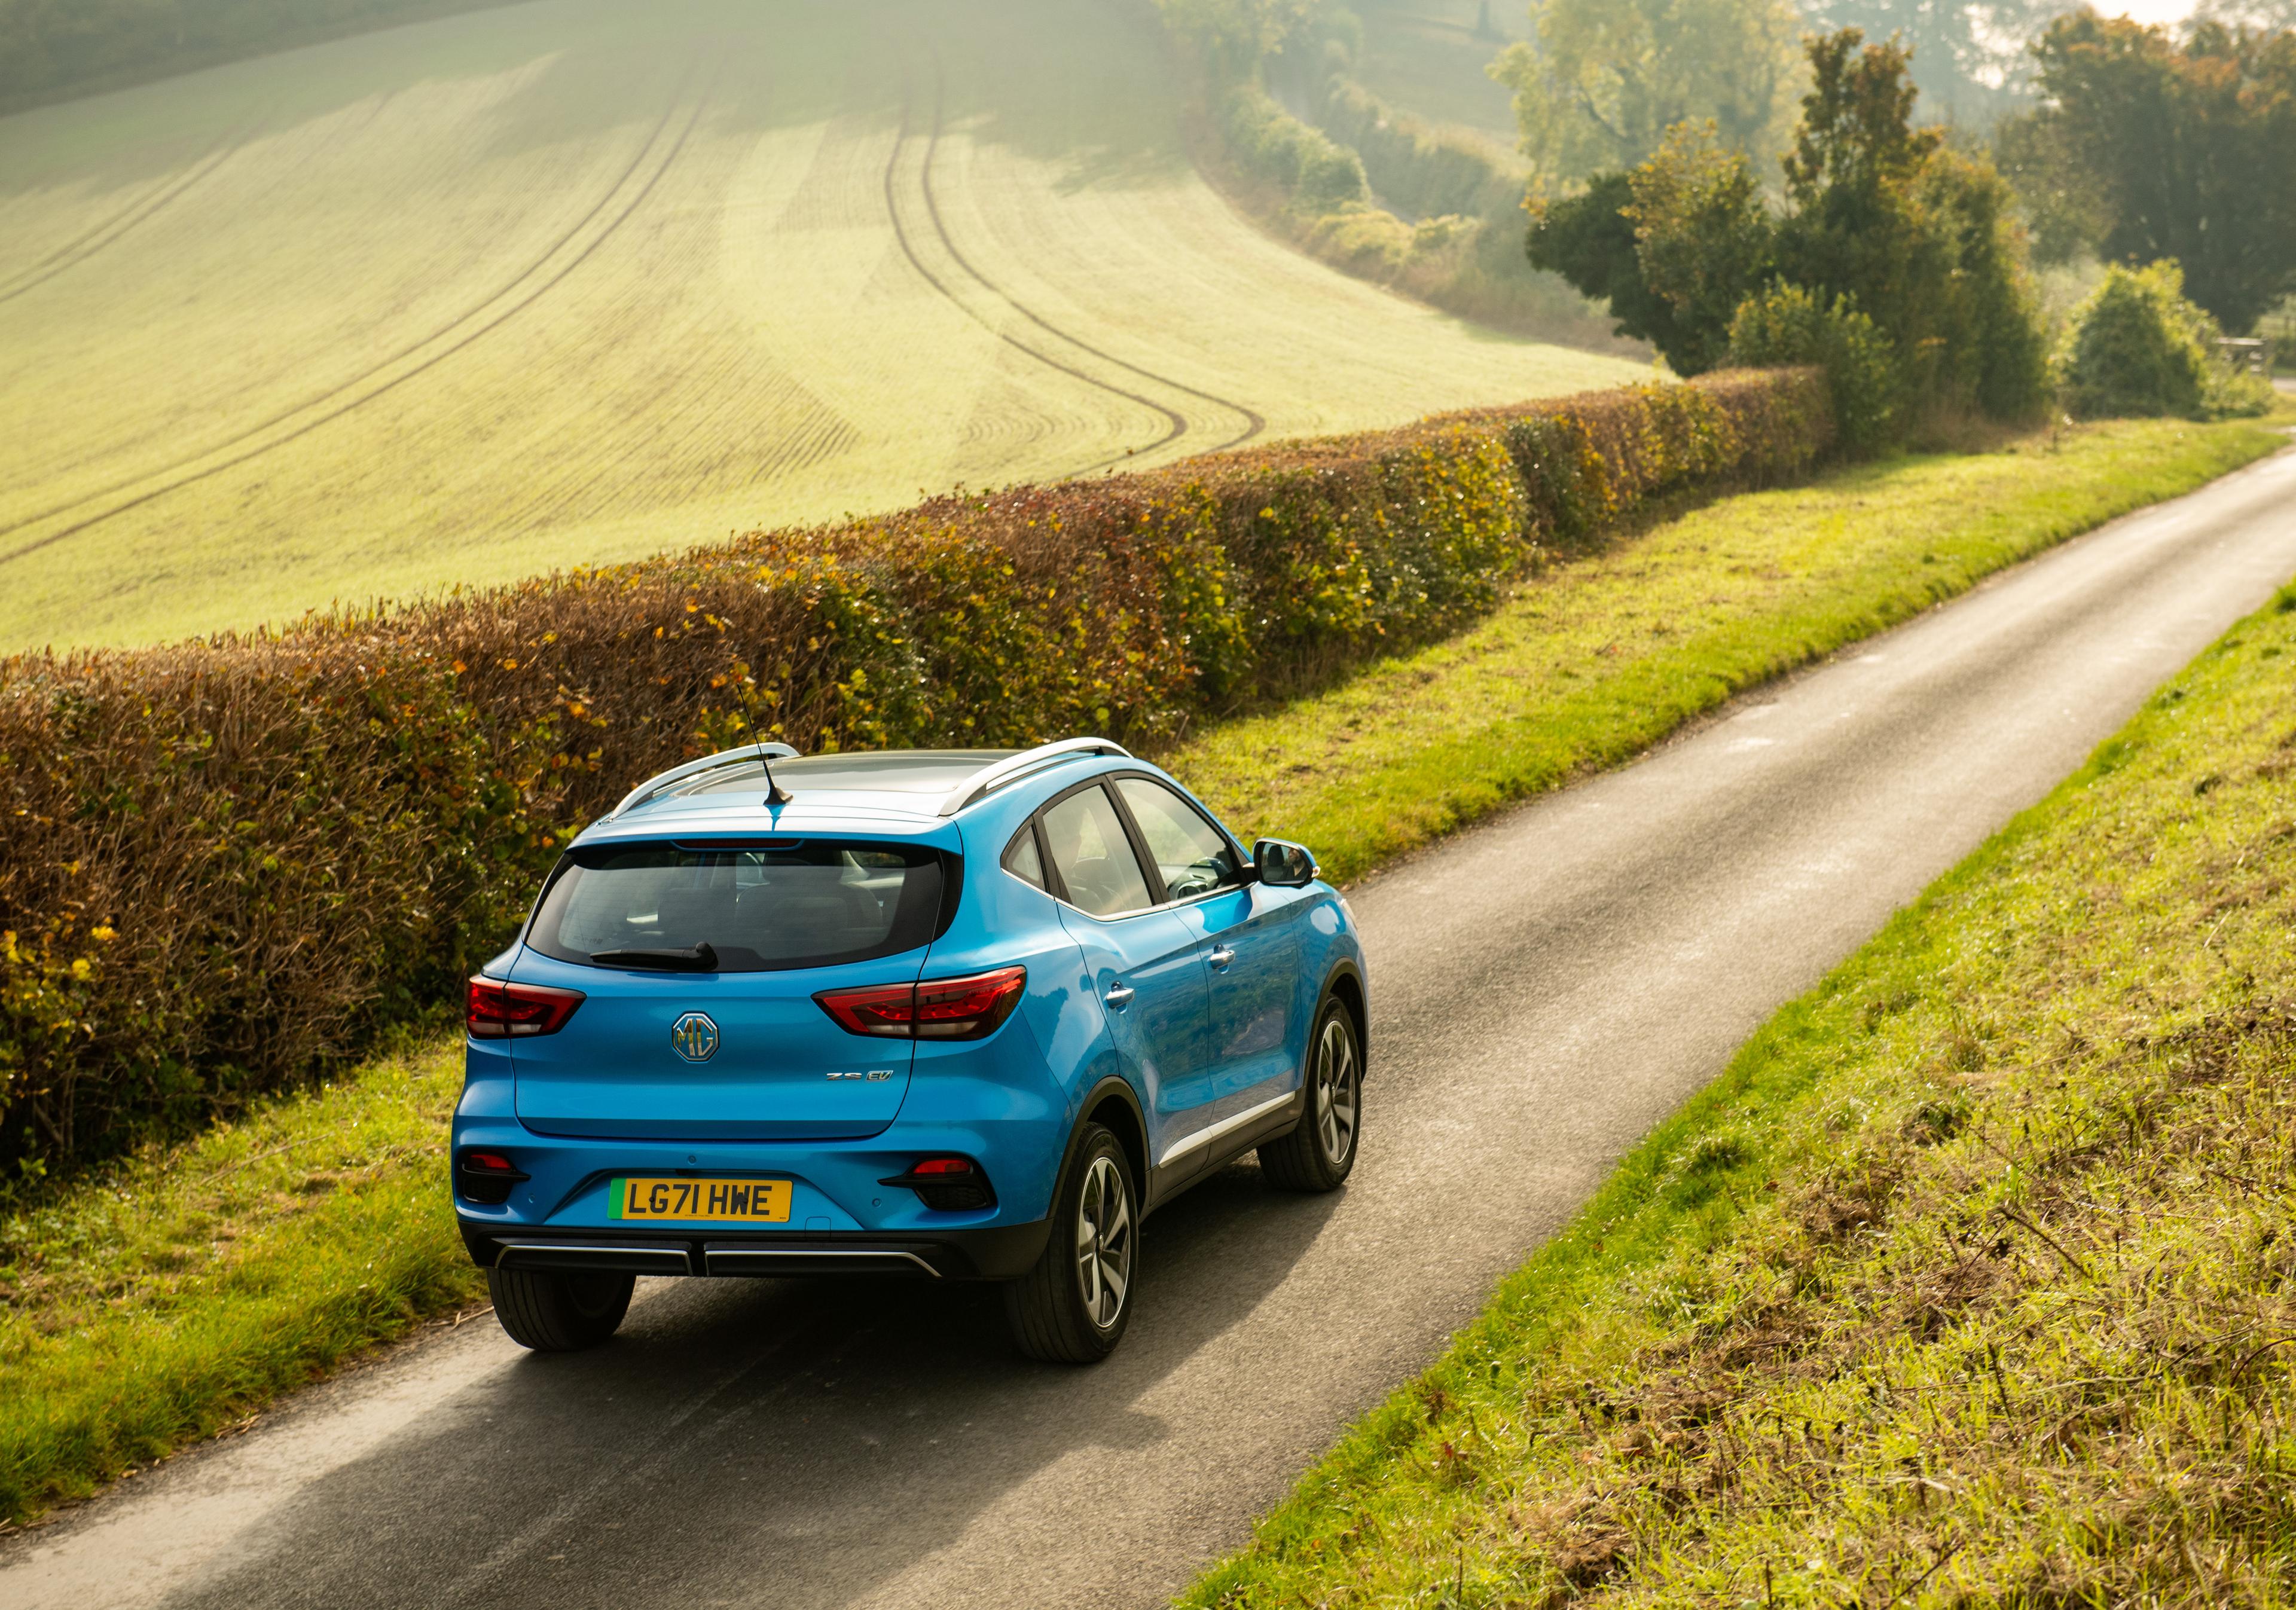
7 444 2296 1610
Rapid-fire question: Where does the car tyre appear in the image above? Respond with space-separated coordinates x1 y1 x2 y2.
1004 1123 1136 1364
1258 994 1361 1192
487 1266 634 1352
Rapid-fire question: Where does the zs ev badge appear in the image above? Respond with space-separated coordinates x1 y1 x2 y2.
668 1012 719 1063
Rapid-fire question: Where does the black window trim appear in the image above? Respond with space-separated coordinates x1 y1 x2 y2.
517 835 961 970
1021 772 1252 924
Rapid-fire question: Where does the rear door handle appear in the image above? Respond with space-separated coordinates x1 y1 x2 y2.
1207 946 1236 970
1104 983 1136 1009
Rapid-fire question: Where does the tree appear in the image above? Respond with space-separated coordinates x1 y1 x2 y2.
1771 31 2045 420
1529 30 2046 431
1996 11 2296 332
1624 123 1778 375
1800 0 2051 128
1489 0 1804 182
1149 0 1318 81
1526 172 1709 372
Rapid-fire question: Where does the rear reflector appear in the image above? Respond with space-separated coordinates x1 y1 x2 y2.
467 976 586 1038
815 966 1025 1041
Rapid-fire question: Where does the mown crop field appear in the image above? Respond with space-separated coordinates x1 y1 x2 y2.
0 0 1641 652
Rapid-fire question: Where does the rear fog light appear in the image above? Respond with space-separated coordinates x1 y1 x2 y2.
880 1155 996 1212
456 1148 530 1206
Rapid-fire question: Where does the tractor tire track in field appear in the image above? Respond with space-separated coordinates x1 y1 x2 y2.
0 115 261 306
881 88 1189 466
0 79 710 571
883 61 1263 479
911 62 1265 464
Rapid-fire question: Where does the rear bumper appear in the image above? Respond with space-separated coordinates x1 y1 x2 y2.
459 1217 1053 1281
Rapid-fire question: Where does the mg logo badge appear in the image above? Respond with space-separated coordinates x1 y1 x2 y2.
669 1011 719 1063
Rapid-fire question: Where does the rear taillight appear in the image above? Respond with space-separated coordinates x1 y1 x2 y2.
878 1155 996 1212
466 976 585 1038
815 966 1025 1041
454 1148 530 1206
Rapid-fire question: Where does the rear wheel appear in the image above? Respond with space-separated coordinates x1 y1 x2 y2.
487 1266 634 1352
1258 995 1361 1192
1004 1123 1136 1364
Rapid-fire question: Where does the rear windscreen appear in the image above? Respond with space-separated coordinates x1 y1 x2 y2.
526 842 947 972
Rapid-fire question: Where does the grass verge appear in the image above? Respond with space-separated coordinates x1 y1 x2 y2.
1174 412 2290 877
0 1040 480 1525
2 409 2286 1530
1178 586 2296 1601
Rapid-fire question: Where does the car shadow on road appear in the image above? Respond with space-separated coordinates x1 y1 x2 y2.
158 1162 1342 1610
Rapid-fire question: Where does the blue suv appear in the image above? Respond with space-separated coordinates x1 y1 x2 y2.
453 739 1368 1362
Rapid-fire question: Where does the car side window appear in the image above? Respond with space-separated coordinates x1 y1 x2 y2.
1040 786 1156 918
1002 824 1048 890
1115 778 1242 900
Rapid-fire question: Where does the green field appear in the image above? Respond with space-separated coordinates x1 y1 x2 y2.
1347 0 1525 143
0 0 1641 652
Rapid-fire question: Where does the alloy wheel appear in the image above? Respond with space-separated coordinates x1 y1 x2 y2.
1314 1014 1358 1167
1074 1154 1133 1330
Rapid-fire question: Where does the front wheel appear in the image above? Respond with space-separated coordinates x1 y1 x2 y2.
487 1266 634 1352
1004 1123 1137 1364
1258 995 1361 1192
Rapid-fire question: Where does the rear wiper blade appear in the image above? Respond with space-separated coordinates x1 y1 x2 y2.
590 943 719 972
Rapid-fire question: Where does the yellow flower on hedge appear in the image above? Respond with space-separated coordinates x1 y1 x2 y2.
91 925 117 943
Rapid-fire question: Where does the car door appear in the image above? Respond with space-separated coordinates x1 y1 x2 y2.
1112 776 1308 1117
1034 781 1217 1162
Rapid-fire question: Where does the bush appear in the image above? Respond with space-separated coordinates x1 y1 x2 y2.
0 372 1831 1184
1729 282 1896 453
1220 87 1370 210
2053 260 2266 420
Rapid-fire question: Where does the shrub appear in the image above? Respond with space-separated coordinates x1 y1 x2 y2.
2055 260 2228 419
1220 86 1369 210
1729 282 1896 453
0 371 1831 1184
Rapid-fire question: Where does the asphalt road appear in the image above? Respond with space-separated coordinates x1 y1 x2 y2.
9 442 2296 1610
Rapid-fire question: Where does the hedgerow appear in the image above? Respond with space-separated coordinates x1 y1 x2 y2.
0 370 1829 1183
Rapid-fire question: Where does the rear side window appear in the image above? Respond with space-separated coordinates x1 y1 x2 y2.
1041 786 1155 918
1115 778 1242 899
1002 826 1048 890
527 842 944 972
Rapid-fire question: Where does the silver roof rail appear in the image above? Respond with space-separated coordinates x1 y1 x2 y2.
936 738 1131 817
610 742 800 819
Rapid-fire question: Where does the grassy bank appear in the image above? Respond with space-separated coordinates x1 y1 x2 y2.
0 1040 478 1523
1179 586 2296 1598
2 410 2286 1528
1174 411 2290 878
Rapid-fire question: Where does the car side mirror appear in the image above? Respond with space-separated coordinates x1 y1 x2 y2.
1252 838 1318 888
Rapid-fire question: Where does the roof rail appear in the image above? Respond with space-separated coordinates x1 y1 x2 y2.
610 742 800 819
936 738 1131 817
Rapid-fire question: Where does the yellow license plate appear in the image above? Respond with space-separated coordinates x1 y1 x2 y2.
608 1177 792 1223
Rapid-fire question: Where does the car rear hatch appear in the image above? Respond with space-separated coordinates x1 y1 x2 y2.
506 834 951 1141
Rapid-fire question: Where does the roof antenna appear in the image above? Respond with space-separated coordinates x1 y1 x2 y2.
755 729 793 806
